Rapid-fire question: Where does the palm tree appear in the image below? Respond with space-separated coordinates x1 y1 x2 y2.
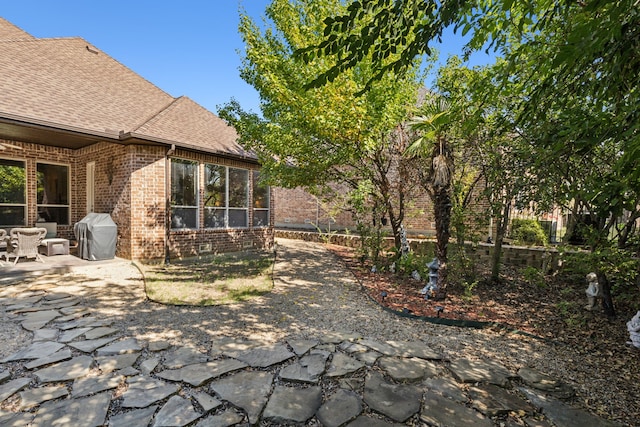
407 95 454 298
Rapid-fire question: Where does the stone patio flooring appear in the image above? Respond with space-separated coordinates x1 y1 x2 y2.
0 239 624 426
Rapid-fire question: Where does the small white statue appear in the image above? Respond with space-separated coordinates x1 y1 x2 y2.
400 224 410 257
584 272 602 311
627 311 640 349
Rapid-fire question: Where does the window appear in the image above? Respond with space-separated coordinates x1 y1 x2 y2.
204 164 226 228
0 158 26 227
37 163 69 225
203 165 248 228
171 159 198 229
253 171 270 227
228 168 248 227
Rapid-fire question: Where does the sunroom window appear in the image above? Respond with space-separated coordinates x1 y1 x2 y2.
37 162 69 225
203 165 248 228
228 168 248 227
171 159 198 229
204 164 226 228
0 158 26 227
253 170 270 227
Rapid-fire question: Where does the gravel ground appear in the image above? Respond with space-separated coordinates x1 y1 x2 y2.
1 238 637 425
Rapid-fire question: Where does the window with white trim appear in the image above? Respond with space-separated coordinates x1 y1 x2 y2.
204 164 226 228
252 170 270 227
228 168 248 227
171 159 198 229
37 162 70 225
204 165 249 228
0 158 26 227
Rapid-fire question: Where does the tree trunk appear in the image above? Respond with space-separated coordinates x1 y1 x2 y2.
491 200 511 283
595 271 616 318
433 188 451 299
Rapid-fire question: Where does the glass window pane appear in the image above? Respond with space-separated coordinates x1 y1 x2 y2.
229 209 247 227
38 207 68 225
0 159 25 204
204 208 226 228
253 170 269 209
171 159 198 207
171 208 197 229
228 168 248 208
37 163 68 205
204 164 226 208
0 206 25 227
253 210 269 227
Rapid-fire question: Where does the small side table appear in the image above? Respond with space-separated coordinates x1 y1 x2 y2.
40 238 70 256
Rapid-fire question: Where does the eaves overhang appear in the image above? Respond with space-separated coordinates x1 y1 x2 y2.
0 114 259 165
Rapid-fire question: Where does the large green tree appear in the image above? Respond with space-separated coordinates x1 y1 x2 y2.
302 0 639 312
219 0 427 250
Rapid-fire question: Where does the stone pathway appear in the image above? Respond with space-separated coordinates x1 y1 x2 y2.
0 264 624 426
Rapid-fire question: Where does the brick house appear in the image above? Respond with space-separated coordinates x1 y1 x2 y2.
0 18 273 261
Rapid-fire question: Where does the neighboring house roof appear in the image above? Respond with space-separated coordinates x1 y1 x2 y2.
0 17 254 161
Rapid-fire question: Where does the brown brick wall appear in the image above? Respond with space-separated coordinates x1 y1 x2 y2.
75 142 133 258
1 139 274 261
1 139 76 238
274 176 492 239
274 186 439 234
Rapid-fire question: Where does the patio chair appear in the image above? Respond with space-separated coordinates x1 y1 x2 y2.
0 229 6 265
1 227 47 265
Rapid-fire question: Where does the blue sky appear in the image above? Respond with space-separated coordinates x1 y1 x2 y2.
3 1 492 115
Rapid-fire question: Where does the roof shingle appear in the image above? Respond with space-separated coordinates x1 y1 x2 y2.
0 17 252 160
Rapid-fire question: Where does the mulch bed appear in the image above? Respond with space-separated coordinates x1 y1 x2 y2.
325 243 640 346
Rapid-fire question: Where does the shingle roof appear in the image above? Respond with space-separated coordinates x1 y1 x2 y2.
129 96 251 159
0 17 34 40
0 17 253 161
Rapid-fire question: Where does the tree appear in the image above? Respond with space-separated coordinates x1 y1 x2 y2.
407 95 454 297
219 0 427 253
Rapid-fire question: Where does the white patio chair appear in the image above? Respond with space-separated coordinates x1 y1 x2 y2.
1 227 47 265
0 229 6 265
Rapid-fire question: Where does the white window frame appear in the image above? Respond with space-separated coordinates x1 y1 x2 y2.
170 158 199 230
0 157 27 227
36 161 71 226
252 170 270 228
204 164 249 229
86 161 95 214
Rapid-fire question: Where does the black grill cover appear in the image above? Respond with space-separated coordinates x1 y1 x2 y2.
74 213 117 260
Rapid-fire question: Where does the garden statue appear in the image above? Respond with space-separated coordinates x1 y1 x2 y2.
627 311 640 349
400 224 410 257
584 272 602 311
420 258 439 299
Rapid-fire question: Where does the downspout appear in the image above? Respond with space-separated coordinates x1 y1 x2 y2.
165 144 176 264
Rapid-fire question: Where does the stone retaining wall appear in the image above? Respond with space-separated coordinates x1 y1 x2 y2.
275 230 563 271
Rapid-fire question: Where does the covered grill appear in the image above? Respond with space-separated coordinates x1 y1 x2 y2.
74 213 117 260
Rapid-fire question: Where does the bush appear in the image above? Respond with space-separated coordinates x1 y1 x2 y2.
510 219 548 246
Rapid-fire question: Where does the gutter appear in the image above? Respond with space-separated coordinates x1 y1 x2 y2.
119 131 259 164
0 113 122 140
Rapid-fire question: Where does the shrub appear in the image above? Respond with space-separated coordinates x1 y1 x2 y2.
510 219 548 246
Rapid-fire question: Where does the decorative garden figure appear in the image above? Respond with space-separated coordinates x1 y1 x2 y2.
420 258 439 299
627 311 640 348
584 272 601 311
400 224 410 257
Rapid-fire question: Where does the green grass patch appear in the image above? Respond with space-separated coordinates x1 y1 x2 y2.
142 250 275 306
